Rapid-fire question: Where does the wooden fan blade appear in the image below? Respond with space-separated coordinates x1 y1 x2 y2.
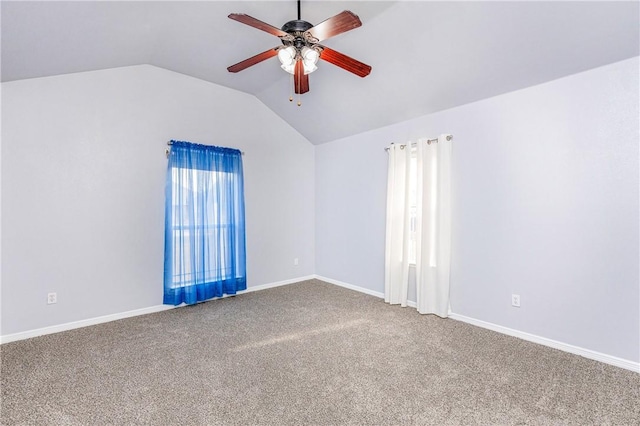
306 11 362 42
227 47 280 73
228 13 290 38
294 60 310 94
319 46 371 78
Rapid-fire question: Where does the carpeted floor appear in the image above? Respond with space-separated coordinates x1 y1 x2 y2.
1 279 638 425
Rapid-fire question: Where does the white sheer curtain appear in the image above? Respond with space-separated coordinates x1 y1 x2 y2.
384 135 452 316
384 144 411 307
415 135 452 317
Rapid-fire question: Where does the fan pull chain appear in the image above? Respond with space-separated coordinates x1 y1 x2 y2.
289 73 293 102
297 61 302 106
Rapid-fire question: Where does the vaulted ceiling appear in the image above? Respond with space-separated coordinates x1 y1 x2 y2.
2 1 638 144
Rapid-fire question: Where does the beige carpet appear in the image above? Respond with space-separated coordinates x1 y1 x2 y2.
1 279 638 425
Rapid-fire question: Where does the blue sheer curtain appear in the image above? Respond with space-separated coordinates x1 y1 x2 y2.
163 140 246 305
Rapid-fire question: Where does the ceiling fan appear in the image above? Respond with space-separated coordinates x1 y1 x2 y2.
227 0 372 105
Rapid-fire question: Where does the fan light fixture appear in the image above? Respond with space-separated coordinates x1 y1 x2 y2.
278 46 319 75
227 0 372 107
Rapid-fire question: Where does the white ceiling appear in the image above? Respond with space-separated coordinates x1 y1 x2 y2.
2 1 639 144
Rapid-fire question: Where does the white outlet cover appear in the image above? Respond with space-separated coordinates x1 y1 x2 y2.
511 294 521 307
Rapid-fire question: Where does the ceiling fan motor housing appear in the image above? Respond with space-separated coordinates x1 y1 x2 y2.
281 20 317 49
281 19 313 33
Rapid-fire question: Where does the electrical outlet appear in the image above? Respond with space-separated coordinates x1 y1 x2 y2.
47 292 57 305
511 294 521 307
294 258 299 266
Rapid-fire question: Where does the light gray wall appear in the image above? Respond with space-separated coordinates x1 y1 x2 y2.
315 57 639 362
1 65 315 336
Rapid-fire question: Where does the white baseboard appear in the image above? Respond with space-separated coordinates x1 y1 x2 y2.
449 313 640 373
314 275 418 307
0 305 175 344
246 275 316 293
313 275 640 374
0 275 316 345
314 275 384 299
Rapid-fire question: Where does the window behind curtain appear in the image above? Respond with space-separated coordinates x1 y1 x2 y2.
408 150 417 264
408 147 438 266
163 140 246 305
